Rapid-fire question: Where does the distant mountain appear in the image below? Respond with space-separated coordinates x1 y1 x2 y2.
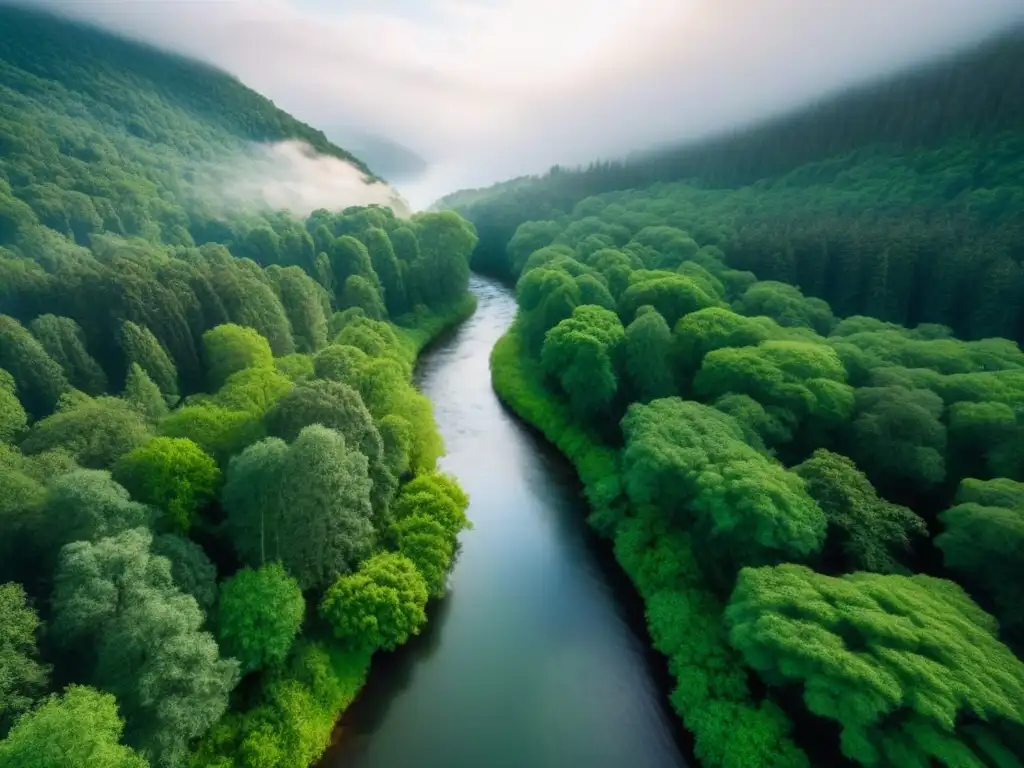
324 128 429 182
0 2 409 252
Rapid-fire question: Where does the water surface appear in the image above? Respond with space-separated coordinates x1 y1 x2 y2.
322 276 687 768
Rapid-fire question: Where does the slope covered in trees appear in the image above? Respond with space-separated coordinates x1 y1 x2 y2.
0 7 479 767
484 32 1024 764
445 25 1024 343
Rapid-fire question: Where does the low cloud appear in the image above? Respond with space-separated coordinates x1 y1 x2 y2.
23 0 1024 205
187 140 410 219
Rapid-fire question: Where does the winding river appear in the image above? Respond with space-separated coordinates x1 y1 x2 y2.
322 276 688 768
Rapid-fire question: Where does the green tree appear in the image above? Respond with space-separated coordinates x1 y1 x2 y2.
0 583 49 735
43 469 151 554
391 472 471 541
411 211 477 306
673 307 771 385
0 370 27 444
29 314 107 395
390 514 453 599
206 258 296 357
212 365 293 416
158 404 264 467
516 264 581 352
264 379 395 524
793 449 927 574
362 227 406 316
113 437 220 534
541 304 625 419
0 685 147 768
328 235 379 297
202 324 274 391
619 273 721 327
340 275 385 320
319 552 428 652
52 529 238 766
21 396 152 469
936 478 1024 646
122 363 167 422
222 425 374 590
120 321 179 399
727 565 1024 768
622 399 826 578
624 306 676 401
217 563 304 674
0 314 67 419
694 340 854 444
733 281 836 335
629 226 700 270
151 534 217 617
845 386 947 490
266 265 329 354
507 220 563 275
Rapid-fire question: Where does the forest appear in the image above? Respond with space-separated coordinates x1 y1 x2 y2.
446 25 1024 343
0 7 478 767
478 21 1024 768
4 2 1024 767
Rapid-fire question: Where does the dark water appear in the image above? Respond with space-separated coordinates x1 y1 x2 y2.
321 276 688 768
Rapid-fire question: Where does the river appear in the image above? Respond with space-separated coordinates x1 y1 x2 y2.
321 276 688 768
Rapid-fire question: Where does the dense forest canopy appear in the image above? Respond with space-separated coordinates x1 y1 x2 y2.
444 25 1024 341
0 7 478 767
3 3 1024 768
483 20 1024 768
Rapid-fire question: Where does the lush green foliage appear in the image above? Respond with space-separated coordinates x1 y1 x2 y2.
0 8 476 765
217 564 304 674
52 528 239 765
727 565 1024 768
319 553 428 652
482 38 1024 764
0 685 148 768
936 478 1024 649
0 583 48 735
445 31 1024 342
222 425 374 591
113 437 220 533
491 329 806 767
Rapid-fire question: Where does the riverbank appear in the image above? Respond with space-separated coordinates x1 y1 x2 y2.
193 294 479 768
395 293 479 360
489 324 809 768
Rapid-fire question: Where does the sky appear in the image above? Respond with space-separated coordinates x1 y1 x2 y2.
24 0 1024 207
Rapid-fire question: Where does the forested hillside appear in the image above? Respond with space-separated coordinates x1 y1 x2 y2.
482 22 1024 768
445 25 1024 342
0 7 479 767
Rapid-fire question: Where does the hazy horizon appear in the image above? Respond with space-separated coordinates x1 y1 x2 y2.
15 0 1024 209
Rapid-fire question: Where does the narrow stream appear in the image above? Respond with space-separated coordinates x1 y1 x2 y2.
321 276 688 768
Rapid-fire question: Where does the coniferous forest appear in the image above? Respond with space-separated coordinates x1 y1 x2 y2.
2 4 1024 768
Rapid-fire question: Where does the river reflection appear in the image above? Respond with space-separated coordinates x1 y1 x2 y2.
320 276 688 768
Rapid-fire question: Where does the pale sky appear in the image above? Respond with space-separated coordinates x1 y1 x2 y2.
24 0 1024 206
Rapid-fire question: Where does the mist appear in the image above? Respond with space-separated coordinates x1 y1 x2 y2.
23 0 1024 208
186 140 411 219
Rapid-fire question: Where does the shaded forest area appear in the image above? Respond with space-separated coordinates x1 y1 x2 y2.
446 26 1024 343
0 8 477 768
480 22 1024 768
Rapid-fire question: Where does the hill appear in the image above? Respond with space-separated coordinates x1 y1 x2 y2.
0 3 405 252
0 7 479 767
441 25 1024 342
325 127 430 181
